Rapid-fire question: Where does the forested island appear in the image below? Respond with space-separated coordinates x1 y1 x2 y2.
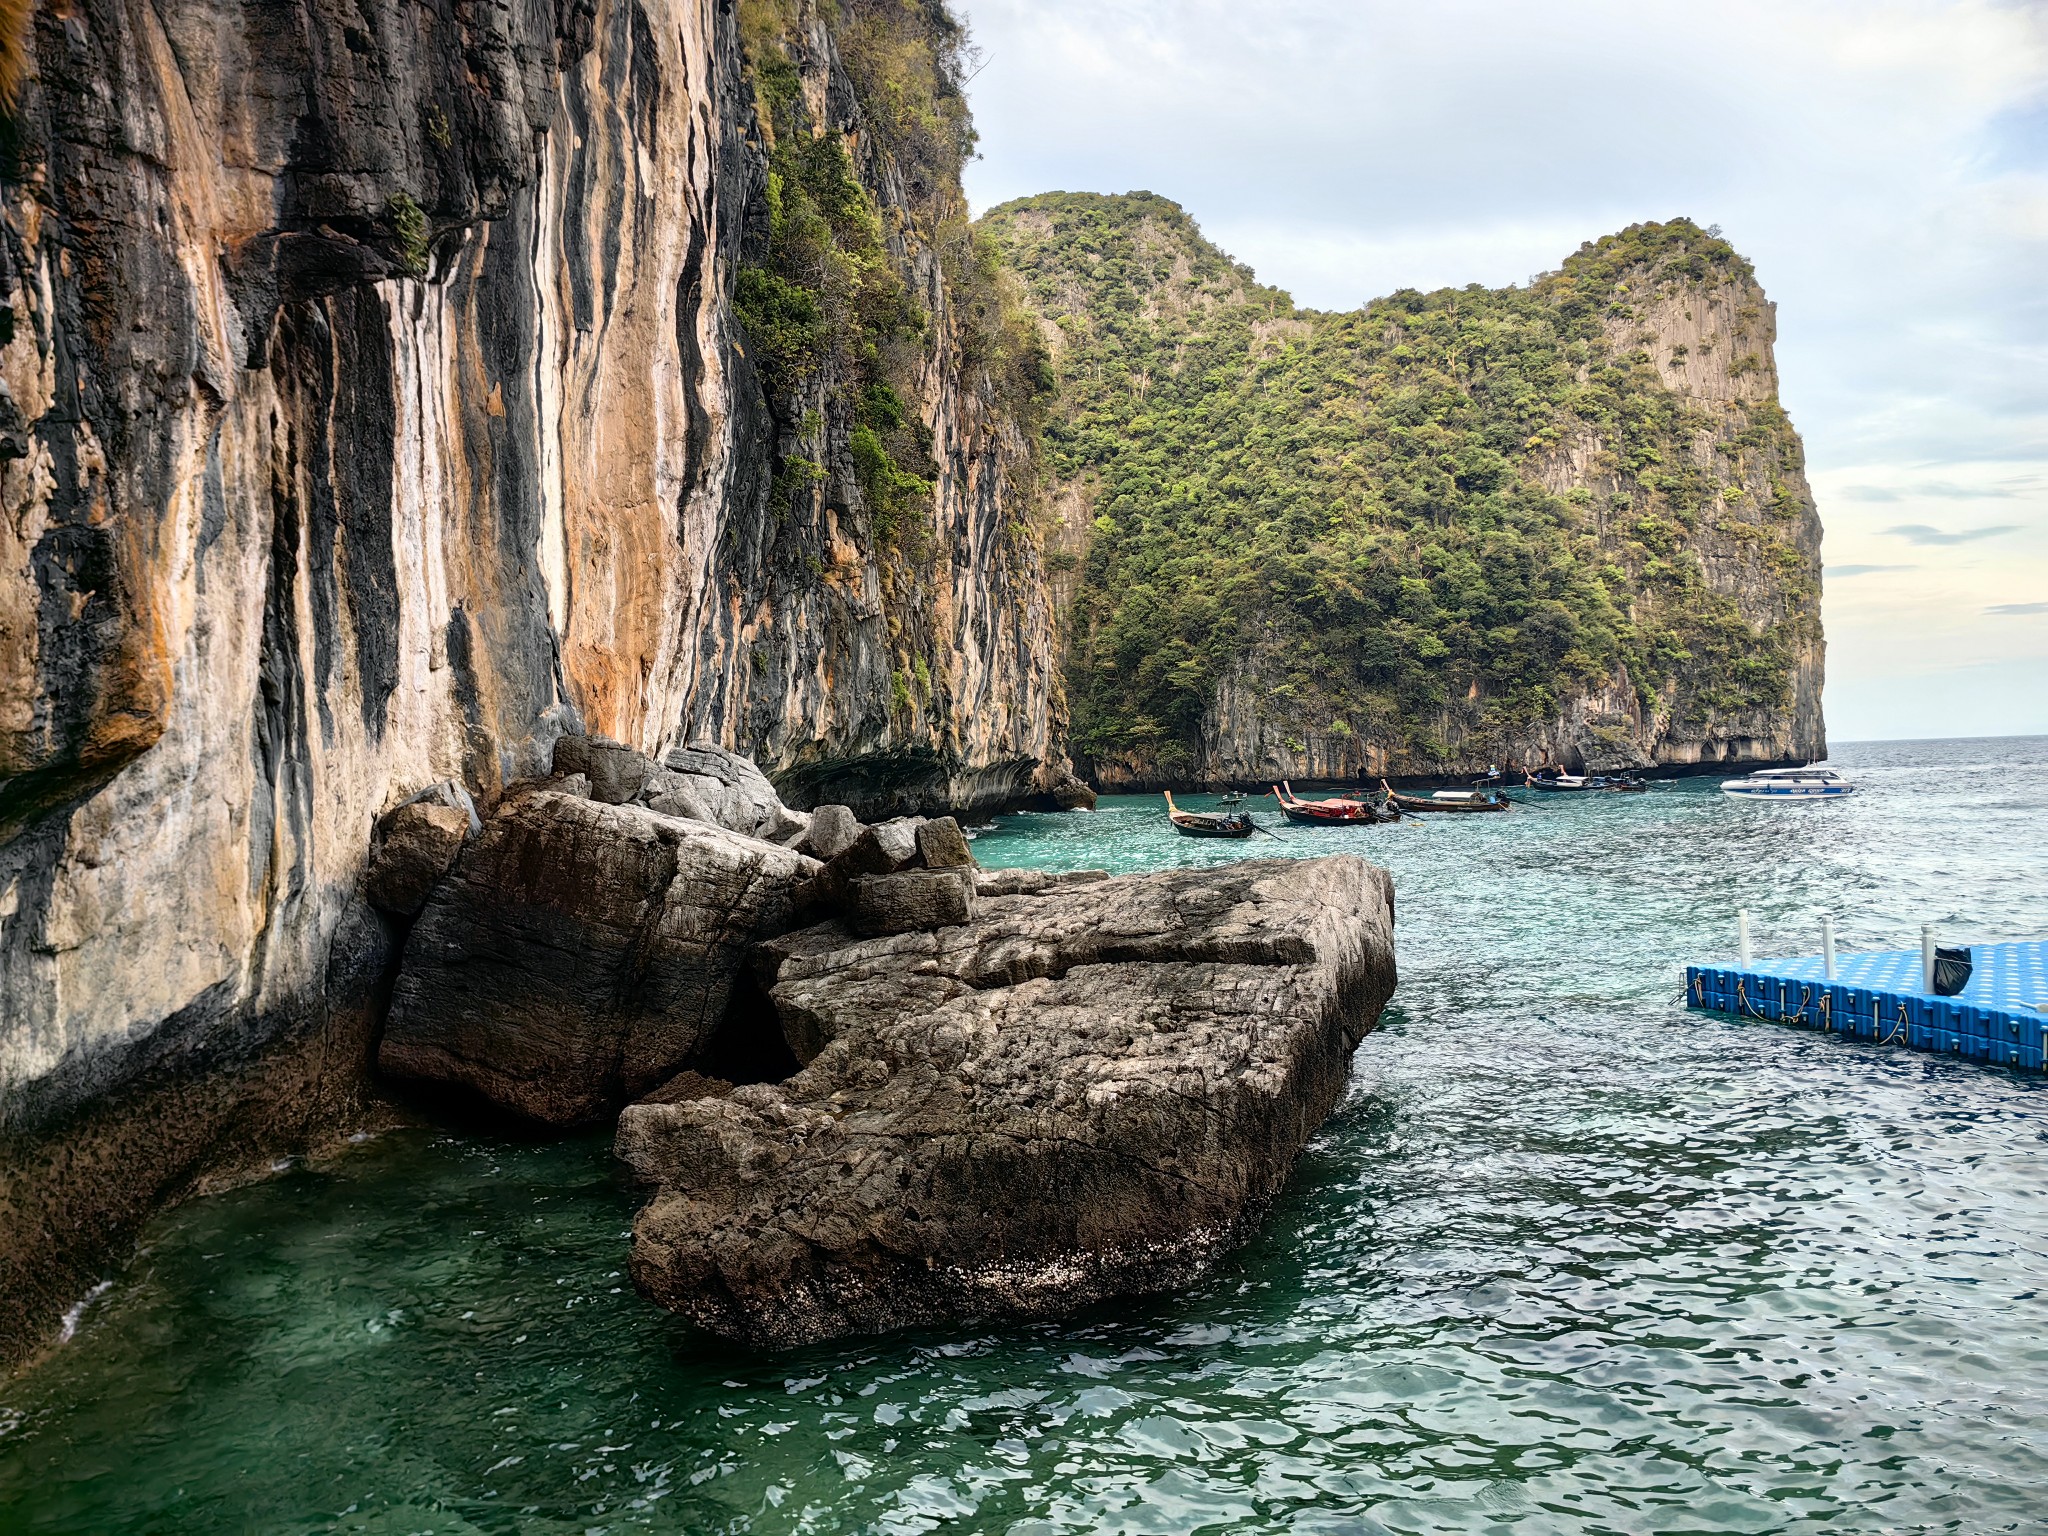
987 194 1824 785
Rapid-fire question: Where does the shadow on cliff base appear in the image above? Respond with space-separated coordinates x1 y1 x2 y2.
366 965 800 1142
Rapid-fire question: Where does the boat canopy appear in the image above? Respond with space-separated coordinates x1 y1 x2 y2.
1747 766 1846 782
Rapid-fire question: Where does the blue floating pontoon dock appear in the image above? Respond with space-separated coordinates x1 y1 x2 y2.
1687 940 2048 1072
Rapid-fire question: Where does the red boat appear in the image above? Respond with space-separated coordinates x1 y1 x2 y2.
1270 781 1393 825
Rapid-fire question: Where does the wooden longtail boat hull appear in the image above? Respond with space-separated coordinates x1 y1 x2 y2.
1271 782 1393 825
1385 791 1511 814
1523 773 1645 793
1384 786 1515 823
1173 816 1256 838
1164 791 1258 838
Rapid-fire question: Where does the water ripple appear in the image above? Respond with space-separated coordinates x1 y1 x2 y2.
3 738 2045 1532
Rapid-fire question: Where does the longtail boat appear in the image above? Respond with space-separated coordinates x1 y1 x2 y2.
1164 791 1257 839
1270 782 1392 826
1381 779 1512 814
1524 768 1648 794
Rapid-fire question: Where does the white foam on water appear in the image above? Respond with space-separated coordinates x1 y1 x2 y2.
56 1280 113 1345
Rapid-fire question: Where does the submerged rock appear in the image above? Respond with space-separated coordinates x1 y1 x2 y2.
617 854 1396 1346
379 791 816 1127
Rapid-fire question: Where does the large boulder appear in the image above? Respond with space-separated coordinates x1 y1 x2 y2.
1048 771 1098 811
550 733 655 805
798 824 918 911
379 791 818 1128
549 734 811 846
364 800 472 918
617 854 1396 1347
799 804 862 862
662 743 810 844
867 816 925 866
848 869 976 938
913 816 976 870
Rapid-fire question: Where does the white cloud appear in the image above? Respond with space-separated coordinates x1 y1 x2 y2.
956 0 2048 740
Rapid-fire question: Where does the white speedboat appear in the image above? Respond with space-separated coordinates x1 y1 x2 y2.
1720 765 1855 801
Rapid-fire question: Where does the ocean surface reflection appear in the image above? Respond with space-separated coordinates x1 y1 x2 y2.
3 737 2045 1533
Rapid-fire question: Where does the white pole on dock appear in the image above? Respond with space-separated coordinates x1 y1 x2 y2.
1921 924 1936 993
1822 915 1836 980
1739 908 1752 967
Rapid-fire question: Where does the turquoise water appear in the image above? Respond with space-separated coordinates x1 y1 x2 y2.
5 738 2046 1534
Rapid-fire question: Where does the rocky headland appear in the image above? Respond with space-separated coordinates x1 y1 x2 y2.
372 733 1397 1342
0 0 1075 1359
988 194 1826 786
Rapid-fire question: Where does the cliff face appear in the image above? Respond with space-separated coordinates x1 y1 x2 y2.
986 194 1824 786
0 0 1058 1355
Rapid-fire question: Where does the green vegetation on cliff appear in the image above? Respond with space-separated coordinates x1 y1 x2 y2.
734 1 1045 550
984 193 1819 773
735 2 933 536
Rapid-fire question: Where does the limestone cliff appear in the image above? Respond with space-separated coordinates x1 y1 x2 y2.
0 0 1059 1356
986 194 1824 786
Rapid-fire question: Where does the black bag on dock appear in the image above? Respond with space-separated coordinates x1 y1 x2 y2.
1933 945 1973 997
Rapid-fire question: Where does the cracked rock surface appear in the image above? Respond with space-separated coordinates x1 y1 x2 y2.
380 791 817 1128
616 854 1396 1346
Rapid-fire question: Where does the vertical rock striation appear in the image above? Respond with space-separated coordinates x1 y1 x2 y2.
0 0 1060 1357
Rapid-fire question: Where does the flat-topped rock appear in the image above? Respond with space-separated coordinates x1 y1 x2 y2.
616 854 1396 1346
847 869 976 937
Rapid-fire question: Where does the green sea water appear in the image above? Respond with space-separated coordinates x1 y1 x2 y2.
4 738 2046 1534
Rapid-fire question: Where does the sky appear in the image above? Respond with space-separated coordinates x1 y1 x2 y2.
954 0 2048 743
